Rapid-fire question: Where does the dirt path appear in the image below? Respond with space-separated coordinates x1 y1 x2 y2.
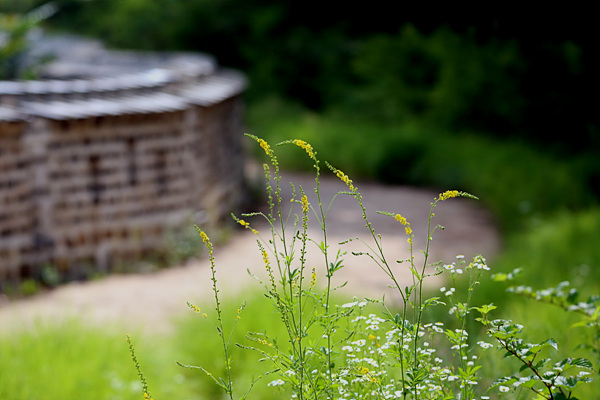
0 172 500 335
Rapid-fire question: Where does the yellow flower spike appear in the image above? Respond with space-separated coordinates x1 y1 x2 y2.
405 226 412 235
301 194 309 214
291 139 316 159
199 231 210 244
261 249 270 267
257 138 274 157
310 267 317 287
439 190 459 201
394 214 408 225
335 169 355 191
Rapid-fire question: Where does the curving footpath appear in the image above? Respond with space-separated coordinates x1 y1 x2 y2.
0 171 500 335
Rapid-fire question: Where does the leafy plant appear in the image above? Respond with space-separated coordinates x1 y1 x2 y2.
129 136 595 399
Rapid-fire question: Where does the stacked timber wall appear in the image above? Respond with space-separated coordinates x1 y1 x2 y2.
0 35 247 284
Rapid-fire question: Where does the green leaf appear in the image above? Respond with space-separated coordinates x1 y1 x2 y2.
472 303 497 314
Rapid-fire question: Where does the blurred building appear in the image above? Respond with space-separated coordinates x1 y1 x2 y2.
0 33 247 283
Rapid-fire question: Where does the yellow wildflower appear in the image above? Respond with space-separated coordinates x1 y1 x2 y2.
336 170 355 191
189 304 201 313
202 313 207 318
405 226 412 235
262 249 270 267
359 366 370 374
251 229 258 234
394 214 407 225
292 139 315 158
301 194 309 214
199 231 210 244
257 138 273 157
143 392 153 400
439 190 459 201
310 267 317 287
238 219 248 227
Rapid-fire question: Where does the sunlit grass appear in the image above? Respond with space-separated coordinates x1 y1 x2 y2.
0 320 194 400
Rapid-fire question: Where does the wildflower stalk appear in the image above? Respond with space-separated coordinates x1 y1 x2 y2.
126 334 153 400
195 227 235 400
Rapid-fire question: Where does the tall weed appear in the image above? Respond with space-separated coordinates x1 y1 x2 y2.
131 136 595 400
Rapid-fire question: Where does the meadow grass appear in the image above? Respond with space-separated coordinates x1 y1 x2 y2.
0 320 195 400
491 207 600 288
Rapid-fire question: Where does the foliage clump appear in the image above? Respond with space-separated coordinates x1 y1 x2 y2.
129 137 596 399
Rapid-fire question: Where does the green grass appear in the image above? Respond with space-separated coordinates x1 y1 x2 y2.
172 290 372 399
490 207 600 289
3 204 599 399
0 320 195 400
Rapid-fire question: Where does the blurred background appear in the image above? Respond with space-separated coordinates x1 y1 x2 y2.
1 1 599 399
2 1 598 228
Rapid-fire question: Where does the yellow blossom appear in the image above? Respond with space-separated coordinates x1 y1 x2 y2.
439 190 459 201
359 366 370 374
202 313 207 318
336 170 355 191
238 219 248 227
262 249 270 267
394 214 407 225
292 139 315 158
251 229 258 234
301 194 309 214
199 231 209 243
310 267 317 287
257 138 273 157
405 226 412 235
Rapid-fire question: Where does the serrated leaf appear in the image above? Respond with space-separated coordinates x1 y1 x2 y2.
490 376 517 388
542 338 559 351
520 379 537 389
519 364 529 373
